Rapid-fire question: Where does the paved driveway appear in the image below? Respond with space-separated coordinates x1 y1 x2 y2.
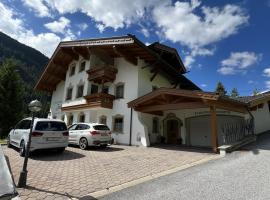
3 145 217 199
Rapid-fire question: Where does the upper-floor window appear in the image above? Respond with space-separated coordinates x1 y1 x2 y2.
66 87 73 100
76 84 84 98
79 61 86 72
91 84 99 94
115 83 124 99
69 64 76 76
102 86 109 94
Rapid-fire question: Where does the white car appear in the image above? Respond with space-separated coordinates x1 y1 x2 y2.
7 118 69 156
68 123 112 150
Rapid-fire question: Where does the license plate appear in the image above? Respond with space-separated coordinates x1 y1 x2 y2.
101 133 107 136
46 137 60 141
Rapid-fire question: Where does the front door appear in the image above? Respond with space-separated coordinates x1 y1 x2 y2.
167 120 179 144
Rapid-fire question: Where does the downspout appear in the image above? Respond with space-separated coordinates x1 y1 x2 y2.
246 106 255 135
129 108 133 146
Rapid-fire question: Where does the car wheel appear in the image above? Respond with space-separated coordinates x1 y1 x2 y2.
79 138 88 150
56 147 65 153
19 141 26 157
7 136 11 148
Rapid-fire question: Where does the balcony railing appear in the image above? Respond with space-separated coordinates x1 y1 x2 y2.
87 65 118 84
84 92 115 109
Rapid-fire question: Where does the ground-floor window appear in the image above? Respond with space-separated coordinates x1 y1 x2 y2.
113 116 124 133
79 113 85 122
152 117 159 133
99 115 107 125
67 114 73 126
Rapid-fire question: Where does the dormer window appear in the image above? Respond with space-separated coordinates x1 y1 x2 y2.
69 64 76 76
79 61 86 72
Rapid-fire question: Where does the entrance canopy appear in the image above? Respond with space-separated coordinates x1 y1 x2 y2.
128 88 248 153
128 88 248 115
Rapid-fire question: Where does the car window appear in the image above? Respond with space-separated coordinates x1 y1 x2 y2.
35 121 67 131
75 124 90 130
17 120 31 130
93 125 110 131
68 124 77 131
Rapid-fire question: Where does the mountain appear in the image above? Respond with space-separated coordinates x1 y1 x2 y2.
0 31 50 116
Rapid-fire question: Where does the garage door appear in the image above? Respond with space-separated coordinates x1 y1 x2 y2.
187 115 244 147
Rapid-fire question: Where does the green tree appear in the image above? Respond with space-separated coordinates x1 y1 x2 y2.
253 88 259 96
0 59 24 138
215 81 227 96
230 88 239 97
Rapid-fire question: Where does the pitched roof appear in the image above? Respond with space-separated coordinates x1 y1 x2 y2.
233 91 270 106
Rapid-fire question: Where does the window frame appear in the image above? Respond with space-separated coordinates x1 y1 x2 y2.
79 60 86 72
115 83 124 99
66 87 73 101
91 84 99 94
76 84 84 98
113 116 124 133
69 64 76 77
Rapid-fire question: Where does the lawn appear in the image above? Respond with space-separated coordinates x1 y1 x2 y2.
0 138 7 144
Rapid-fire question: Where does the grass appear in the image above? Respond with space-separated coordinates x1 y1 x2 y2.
0 138 7 144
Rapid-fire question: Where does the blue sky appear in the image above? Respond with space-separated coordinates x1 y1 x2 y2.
1 0 270 95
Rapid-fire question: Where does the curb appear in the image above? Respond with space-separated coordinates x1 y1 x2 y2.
81 154 222 199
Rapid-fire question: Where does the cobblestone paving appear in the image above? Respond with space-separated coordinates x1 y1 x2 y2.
3 145 217 200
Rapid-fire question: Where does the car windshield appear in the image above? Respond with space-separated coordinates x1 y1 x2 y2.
93 125 110 131
35 121 67 131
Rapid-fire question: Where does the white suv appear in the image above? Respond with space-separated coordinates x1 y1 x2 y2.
7 118 69 156
68 123 112 150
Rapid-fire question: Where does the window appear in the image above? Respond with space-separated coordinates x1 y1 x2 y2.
99 116 107 125
66 88 73 100
69 64 76 76
17 120 31 130
79 113 85 122
35 121 67 131
77 84 84 98
113 117 123 132
258 103 264 109
91 84 99 94
93 125 110 131
79 61 86 72
152 117 159 133
61 115 65 121
68 124 77 131
67 115 73 126
115 84 124 99
102 86 109 94
75 124 90 130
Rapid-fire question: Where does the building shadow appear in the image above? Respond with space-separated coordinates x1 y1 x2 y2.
25 185 98 200
69 144 124 152
151 144 213 154
30 149 85 161
238 132 270 155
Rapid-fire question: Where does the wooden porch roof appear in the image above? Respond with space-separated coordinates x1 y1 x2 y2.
35 34 199 92
127 88 248 115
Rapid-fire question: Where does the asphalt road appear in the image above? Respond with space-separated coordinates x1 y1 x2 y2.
100 134 270 200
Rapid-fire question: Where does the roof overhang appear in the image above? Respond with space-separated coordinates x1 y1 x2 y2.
34 34 198 93
128 88 248 115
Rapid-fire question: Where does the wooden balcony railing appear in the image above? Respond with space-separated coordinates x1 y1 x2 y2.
84 92 115 109
87 65 118 84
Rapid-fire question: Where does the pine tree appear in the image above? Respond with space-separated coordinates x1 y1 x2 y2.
215 81 227 96
0 59 24 138
253 88 259 96
230 88 239 97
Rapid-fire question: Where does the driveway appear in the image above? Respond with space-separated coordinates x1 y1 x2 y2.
3 145 217 200
100 133 270 200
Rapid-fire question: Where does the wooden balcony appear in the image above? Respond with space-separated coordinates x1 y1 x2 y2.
84 92 115 109
87 65 118 84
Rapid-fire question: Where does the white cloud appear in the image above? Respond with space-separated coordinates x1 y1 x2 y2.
153 1 248 67
200 83 207 88
184 55 195 69
77 23 88 31
265 81 270 89
141 27 150 37
45 0 167 32
44 17 70 34
22 0 51 17
263 68 270 77
96 23 105 33
218 52 261 75
0 2 60 56
248 80 254 84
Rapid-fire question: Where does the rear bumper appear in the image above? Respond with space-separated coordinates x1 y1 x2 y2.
30 142 68 151
92 140 111 146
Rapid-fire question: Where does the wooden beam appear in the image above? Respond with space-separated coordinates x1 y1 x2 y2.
113 45 138 66
204 100 247 113
73 46 90 59
135 102 206 112
150 70 158 82
61 48 79 60
210 105 218 153
88 47 114 66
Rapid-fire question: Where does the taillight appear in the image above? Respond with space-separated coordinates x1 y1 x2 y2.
32 132 43 137
90 131 100 135
62 132 69 136
108 131 111 134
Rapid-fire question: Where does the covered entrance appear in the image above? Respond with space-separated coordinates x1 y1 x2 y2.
128 88 249 153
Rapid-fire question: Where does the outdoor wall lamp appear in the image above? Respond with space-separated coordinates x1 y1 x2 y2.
17 100 42 188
